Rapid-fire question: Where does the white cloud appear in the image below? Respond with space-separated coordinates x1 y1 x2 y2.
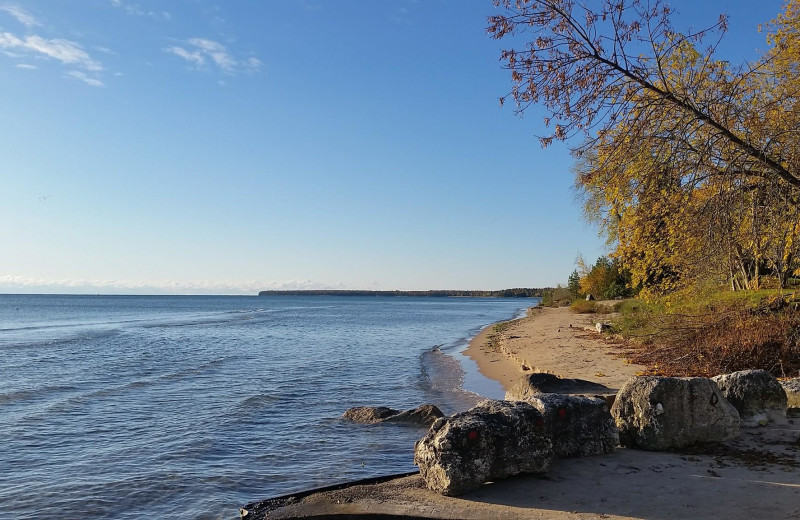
244 56 261 72
0 4 40 28
15 62 36 69
110 0 170 21
189 37 235 71
0 32 103 71
164 45 204 67
66 70 104 87
0 275 329 295
165 37 261 75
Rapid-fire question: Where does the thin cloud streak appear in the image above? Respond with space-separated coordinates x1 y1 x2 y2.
165 37 260 75
0 4 40 27
0 275 330 295
110 0 170 21
0 32 103 70
66 70 104 87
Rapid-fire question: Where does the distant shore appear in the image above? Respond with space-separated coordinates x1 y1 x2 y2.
257 289 546 297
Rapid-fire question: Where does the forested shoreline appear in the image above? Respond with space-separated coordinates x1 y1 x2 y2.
258 288 545 298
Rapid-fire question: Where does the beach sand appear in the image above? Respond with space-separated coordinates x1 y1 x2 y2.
242 305 800 519
463 305 645 394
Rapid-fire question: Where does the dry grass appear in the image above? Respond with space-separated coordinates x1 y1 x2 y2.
618 293 800 378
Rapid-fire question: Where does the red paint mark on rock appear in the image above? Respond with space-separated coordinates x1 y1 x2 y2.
468 430 479 442
558 408 567 419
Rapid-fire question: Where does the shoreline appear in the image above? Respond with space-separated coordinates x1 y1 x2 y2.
462 305 644 394
245 304 800 519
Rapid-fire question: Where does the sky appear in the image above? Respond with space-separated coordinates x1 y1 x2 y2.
0 0 786 294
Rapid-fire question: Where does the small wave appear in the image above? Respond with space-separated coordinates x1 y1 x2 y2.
19 356 236 420
228 393 282 421
0 384 78 406
418 348 482 413
238 393 280 409
0 328 122 350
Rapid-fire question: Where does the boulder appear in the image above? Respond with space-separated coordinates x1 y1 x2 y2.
611 376 740 450
505 373 611 401
781 378 800 409
342 404 444 427
414 399 554 496
712 370 788 426
525 393 618 458
384 404 445 426
342 406 399 423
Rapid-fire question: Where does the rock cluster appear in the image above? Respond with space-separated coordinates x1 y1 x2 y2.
342 404 444 427
413 400 553 495
412 370 789 495
712 370 788 425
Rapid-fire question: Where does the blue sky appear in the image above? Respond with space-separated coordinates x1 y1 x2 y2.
0 0 784 294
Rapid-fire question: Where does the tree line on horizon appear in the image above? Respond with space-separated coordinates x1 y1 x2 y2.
258 288 547 298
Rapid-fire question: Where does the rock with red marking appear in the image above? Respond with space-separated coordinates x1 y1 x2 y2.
524 393 618 458
413 399 554 496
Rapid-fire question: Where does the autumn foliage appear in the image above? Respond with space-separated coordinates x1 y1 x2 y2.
489 0 800 297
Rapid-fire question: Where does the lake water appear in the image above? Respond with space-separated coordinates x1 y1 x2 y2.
0 294 534 519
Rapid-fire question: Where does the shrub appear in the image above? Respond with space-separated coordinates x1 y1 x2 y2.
618 290 800 377
570 299 598 313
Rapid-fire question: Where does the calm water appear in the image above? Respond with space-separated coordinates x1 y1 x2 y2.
0 294 533 519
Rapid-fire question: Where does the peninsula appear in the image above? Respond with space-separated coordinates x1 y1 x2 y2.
257 288 547 297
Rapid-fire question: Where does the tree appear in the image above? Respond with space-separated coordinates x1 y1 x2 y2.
567 269 581 297
488 0 800 191
577 256 631 299
490 0 800 294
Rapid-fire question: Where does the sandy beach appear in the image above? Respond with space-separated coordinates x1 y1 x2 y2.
463 305 645 394
243 305 800 520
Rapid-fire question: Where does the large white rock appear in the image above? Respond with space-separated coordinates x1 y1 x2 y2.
611 376 740 450
712 370 788 426
413 399 554 496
